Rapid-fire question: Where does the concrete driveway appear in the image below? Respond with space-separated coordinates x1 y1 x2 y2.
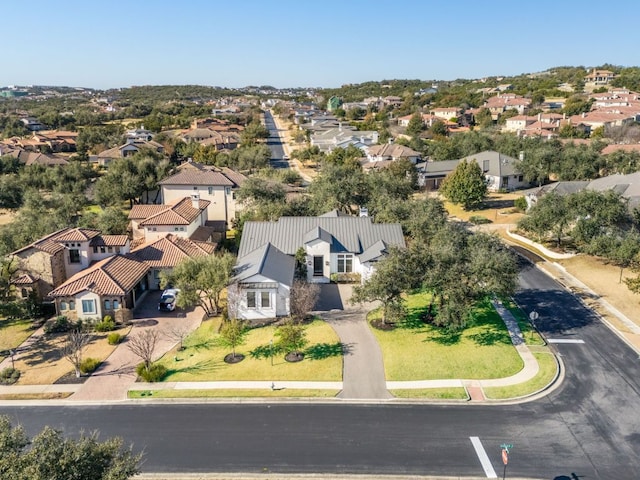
69 291 204 402
315 284 392 400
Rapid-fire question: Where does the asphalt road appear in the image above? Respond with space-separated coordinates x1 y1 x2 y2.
264 110 288 168
2 262 640 479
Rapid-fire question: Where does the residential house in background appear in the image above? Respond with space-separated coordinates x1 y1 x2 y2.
93 138 164 165
158 161 246 228
128 195 211 244
416 151 531 192
484 94 532 120
361 143 421 171
230 214 405 321
584 68 616 86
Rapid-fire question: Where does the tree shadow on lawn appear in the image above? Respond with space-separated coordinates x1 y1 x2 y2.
164 358 220 377
304 342 350 360
17 335 66 366
187 339 217 351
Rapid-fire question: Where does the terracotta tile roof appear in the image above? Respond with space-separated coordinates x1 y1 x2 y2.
49 255 149 297
138 197 210 226
54 228 102 243
11 228 72 255
158 168 234 186
601 144 640 155
90 235 129 246
130 234 215 268
128 204 168 220
13 273 37 285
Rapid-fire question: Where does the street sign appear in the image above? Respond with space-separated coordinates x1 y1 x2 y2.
501 448 508 465
529 311 539 321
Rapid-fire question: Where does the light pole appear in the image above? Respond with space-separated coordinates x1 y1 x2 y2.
529 310 539 341
270 339 274 366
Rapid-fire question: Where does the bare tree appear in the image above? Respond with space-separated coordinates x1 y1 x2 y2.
167 324 190 351
61 329 91 378
127 330 161 373
289 279 320 323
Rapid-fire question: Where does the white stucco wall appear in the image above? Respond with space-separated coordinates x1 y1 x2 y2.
161 185 236 224
305 240 331 283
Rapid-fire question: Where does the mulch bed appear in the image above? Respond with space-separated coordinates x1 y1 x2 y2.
285 352 304 362
369 319 396 331
224 353 245 364
54 372 89 384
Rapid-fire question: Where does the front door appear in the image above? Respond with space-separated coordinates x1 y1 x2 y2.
313 256 324 277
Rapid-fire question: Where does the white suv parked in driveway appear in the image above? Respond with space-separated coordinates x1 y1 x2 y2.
158 288 180 312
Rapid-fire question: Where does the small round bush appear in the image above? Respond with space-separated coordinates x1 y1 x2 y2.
80 357 101 374
107 332 122 345
94 318 117 332
0 367 20 385
514 196 528 212
469 215 492 225
136 363 167 382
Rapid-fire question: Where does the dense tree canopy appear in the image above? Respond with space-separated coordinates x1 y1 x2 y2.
439 160 487 210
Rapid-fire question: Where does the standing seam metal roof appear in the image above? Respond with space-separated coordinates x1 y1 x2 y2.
238 217 405 258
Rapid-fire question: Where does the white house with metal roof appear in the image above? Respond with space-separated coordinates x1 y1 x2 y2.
230 214 405 321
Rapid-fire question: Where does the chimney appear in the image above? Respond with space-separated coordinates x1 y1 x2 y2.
191 194 200 209
519 151 524 161
538 113 542 122
359 206 369 217
388 137 394 144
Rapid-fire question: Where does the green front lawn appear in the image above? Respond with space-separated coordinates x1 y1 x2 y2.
0 317 33 361
370 292 524 381
484 351 558 399
390 388 469 400
129 389 339 399
157 318 342 382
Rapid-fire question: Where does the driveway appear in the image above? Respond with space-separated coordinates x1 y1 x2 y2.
315 284 392 400
69 291 204 402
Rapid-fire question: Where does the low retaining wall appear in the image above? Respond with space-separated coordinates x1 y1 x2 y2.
506 230 575 260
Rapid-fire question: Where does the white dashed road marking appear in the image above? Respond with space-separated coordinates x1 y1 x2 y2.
470 436 497 478
547 339 585 344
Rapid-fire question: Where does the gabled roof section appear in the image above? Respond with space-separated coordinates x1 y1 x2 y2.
233 243 295 287
137 197 210 226
52 228 101 243
239 216 405 258
11 228 71 256
303 226 333 245
49 255 149 297
130 233 215 268
359 239 388 264
90 235 129 247
158 168 235 187
319 209 351 217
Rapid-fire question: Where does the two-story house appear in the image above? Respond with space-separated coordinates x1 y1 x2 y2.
158 161 246 228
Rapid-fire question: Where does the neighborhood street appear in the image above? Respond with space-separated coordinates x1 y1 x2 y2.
2 261 640 479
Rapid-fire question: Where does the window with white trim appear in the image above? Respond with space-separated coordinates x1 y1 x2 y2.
261 291 270 309
82 299 96 314
337 254 353 273
246 291 256 308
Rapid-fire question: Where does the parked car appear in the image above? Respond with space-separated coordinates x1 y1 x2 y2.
158 288 180 311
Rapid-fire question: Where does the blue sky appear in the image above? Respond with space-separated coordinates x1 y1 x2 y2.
3 0 639 89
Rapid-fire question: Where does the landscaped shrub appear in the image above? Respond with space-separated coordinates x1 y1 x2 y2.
107 332 122 345
469 215 492 225
94 316 117 332
136 363 167 382
44 316 72 334
0 367 21 385
80 358 101 374
514 196 528 212
330 272 362 283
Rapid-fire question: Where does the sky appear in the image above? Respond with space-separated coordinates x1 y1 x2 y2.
3 0 639 90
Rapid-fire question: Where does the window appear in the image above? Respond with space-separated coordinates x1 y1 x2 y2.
154 269 161 279
174 227 179 231
21 288 29 299
483 159 490 172
518 175 524 182
179 227 185 231
247 291 256 308
100 246 106 254
115 247 121 254
104 299 111 310
313 256 323 276
82 299 96 314
208 187 214 195
261 291 270 309
93 246 98 253
69 300 75 310
225 187 231 195
113 299 119 310
60 301 67 311
193 186 198 190
337 254 353 273
107 246 113 253
69 249 81 264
